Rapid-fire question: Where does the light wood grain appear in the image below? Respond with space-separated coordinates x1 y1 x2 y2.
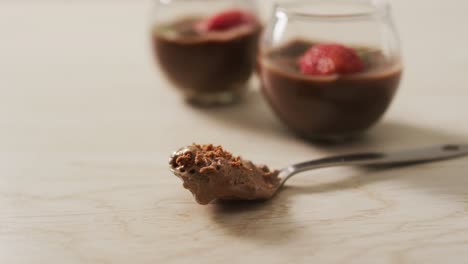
1 0 468 263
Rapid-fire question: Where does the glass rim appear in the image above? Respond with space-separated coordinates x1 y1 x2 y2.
274 0 390 20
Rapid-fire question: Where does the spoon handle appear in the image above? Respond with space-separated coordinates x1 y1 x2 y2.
280 144 468 181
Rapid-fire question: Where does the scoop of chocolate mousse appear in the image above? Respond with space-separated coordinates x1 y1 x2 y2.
169 144 280 205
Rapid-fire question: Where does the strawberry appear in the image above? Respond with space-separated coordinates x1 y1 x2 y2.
196 9 255 32
298 43 364 75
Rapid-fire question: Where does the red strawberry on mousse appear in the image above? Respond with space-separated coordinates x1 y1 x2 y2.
298 43 364 75
196 9 256 32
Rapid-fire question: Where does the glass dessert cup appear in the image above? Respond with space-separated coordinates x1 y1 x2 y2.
258 0 403 141
151 0 260 106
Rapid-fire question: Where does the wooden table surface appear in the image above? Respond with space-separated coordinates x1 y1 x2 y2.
2 1 468 263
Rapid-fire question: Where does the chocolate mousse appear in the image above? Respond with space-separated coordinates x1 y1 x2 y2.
170 144 280 205
258 39 402 140
152 10 262 104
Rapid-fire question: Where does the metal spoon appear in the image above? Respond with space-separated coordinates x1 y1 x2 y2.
171 144 468 204
277 144 468 188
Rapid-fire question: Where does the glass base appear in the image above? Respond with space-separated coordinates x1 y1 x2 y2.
184 89 245 107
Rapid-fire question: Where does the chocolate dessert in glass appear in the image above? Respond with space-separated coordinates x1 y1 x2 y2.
151 0 260 106
258 0 403 141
